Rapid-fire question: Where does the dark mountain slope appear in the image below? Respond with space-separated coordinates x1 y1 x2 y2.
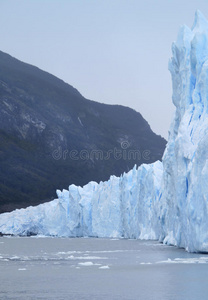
0 50 166 213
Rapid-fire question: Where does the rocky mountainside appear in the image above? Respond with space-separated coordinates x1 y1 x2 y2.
0 50 166 213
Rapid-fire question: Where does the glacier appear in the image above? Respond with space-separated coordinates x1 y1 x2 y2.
159 10 208 252
0 162 163 239
1 10 208 252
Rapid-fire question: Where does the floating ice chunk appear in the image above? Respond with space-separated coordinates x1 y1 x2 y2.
78 262 94 266
99 265 110 269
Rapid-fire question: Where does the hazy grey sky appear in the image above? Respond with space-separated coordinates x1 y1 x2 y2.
0 0 208 138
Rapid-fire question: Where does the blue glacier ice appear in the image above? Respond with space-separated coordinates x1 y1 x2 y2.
0 162 163 238
159 10 208 252
1 11 208 252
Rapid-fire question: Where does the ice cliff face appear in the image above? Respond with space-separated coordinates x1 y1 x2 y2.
159 10 208 252
0 162 162 238
1 11 208 253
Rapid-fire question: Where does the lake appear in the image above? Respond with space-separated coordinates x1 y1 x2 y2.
0 237 208 300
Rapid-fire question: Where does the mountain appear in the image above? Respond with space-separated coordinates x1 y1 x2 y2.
1 11 208 253
0 50 166 213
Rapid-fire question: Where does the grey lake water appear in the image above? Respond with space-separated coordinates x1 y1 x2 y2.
0 237 208 300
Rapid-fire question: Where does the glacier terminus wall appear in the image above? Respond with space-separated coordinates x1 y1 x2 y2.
159 10 208 252
0 162 163 240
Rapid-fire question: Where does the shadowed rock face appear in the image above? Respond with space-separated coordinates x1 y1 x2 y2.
0 50 166 213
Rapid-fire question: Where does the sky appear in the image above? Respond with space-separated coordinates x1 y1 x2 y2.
0 1 208 139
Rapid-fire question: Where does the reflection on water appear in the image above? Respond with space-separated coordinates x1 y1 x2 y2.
0 237 207 300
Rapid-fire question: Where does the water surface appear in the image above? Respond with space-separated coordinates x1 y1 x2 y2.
0 237 207 299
